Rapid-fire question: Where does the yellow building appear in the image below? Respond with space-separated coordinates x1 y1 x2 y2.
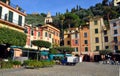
0 0 26 32
89 17 105 51
64 28 80 55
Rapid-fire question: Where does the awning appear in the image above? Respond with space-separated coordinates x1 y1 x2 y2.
40 51 49 56
10 46 22 48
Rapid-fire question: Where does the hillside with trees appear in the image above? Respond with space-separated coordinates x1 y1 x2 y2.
25 0 120 29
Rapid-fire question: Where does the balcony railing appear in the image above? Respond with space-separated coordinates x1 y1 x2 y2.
9 2 25 13
0 15 25 27
0 0 25 13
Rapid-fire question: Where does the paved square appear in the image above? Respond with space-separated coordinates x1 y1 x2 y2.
0 62 119 76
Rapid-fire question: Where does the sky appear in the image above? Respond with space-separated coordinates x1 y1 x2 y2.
11 0 102 16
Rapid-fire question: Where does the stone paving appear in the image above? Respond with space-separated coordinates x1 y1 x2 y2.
0 62 119 76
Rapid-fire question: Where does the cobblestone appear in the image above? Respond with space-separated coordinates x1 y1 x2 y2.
0 62 119 76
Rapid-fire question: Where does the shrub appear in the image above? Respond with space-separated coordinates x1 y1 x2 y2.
0 61 13 69
23 60 55 68
12 61 21 65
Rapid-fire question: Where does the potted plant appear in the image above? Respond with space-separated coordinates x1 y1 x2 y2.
12 61 21 68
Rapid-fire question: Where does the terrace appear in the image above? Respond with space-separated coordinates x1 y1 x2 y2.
0 0 25 13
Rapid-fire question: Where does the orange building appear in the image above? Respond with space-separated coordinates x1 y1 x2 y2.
79 26 91 54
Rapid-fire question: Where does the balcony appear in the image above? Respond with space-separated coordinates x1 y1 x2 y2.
0 15 25 30
0 0 25 13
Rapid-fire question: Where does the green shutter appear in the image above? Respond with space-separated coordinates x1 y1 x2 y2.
18 15 22 26
85 47 88 52
94 20 98 25
1 0 7 3
8 11 13 22
0 6 2 19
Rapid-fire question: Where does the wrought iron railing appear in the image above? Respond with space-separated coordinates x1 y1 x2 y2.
0 0 25 13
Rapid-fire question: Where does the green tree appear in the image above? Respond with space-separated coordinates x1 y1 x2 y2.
31 40 51 60
64 13 80 29
55 46 74 54
49 48 58 54
0 27 26 46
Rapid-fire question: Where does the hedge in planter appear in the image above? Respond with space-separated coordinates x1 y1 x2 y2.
12 61 21 68
0 61 13 69
23 60 55 69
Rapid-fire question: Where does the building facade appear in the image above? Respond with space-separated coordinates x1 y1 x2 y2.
89 17 105 52
79 26 91 54
64 28 80 55
0 0 26 32
0 0 26 58
25 12 60 50
64 27 91 55
110 17 120 51
113 0 120 6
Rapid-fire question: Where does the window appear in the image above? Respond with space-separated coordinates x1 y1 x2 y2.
8 11 13 22
46 20 49 23
49 34 51 38
84 40 88 44
75 47 78 52
75 40 78 44
113 23 117 27
85 47 88 52
95 29 98 34
68 34 70 37
18 15 22 26
95 37 99 43
1 0 7 3
38 32 40 37
104 36 108 42
45 32 47 37
52 38 54 43
94 20 98 25
31 30 34 36
84 32 87 38
96 46 99 51
114 30 118 34
75 33 78 38
53 31 55 35
114 45 118 50
24 27 28 33
114 37 118 43
104 30 107 35
0 6 2 19
67 41 70 45
56 32 58 36
4 14 7 20
105 46 109 49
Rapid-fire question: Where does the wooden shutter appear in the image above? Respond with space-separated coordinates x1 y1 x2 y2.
0 6 2 19
1 0 7 3
18 15 22 26
8 11 13 22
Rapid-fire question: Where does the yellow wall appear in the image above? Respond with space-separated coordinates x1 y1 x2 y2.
89 17 104 51
0 23 24 32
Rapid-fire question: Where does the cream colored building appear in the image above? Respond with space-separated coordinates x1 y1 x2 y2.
0 0 26 32
109 17 120 51
44 12 53 24
113 0 120 6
